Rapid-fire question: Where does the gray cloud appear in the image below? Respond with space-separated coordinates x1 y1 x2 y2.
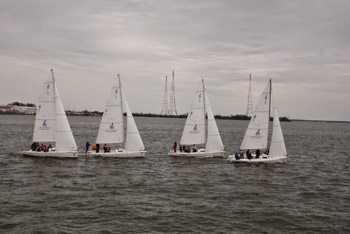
0 0 349 121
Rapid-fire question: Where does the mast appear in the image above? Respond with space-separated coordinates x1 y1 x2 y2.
51 68 56 100
51 68 57 143
202 79 207 147
269 78 272 121
268 78 272 150
50 68 55 82
118 74 126 147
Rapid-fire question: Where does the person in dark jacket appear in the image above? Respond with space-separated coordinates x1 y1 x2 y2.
239 150 244 159
235 152 240 160
31 142 37 151
247 150 253 159
173 141 177 153
256 149 261 159
85 141 90 153
96 144 100 153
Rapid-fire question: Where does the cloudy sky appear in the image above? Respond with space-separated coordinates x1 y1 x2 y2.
0 0 349 121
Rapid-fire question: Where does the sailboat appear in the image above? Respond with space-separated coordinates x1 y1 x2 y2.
23 69 78 158
86 75 146 158
228 79 287 163
169 79 224 157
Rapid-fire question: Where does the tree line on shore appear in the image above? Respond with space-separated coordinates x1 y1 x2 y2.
8 102 36 107
1 102 291 121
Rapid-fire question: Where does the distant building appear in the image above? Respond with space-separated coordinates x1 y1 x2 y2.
0 105 13 112
10 105 37 115
0 104 36 115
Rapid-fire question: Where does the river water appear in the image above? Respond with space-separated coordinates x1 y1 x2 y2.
0 115 349 233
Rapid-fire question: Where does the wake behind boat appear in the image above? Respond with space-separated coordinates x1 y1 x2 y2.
22 69 78 158
169 79 224 158
84 75 146 158
228 79 287 163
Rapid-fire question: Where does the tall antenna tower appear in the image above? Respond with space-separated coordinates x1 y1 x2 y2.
160 76 169 115
246 74 253 117
168 70 178 115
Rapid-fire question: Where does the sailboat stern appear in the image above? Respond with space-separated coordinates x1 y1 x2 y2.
22 150 78 158
84 148 146 158
168 148 224 158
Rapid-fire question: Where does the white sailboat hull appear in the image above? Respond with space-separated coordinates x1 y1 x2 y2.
84 149 146 158
227 154 287 163
169 149 224 158
22 150 78 158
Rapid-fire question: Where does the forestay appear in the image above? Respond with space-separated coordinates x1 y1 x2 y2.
96 78 124 144
204 91 224 152
269 108 287 157
33 73 56 142
124 101 145 151
180 88 206 145
240 81 270 150
54 84 77 151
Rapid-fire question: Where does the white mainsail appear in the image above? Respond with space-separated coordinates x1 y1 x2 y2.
240 80 270 150
33 72 56 142
269 108 287 157
204 87 224 152
124 101 145 151
180 87 206 145
54 83 77 152
96 77 124 144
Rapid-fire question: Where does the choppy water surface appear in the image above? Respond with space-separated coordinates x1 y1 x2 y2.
0 115 349 233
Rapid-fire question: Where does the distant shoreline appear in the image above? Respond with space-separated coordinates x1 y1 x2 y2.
1 111 348 123
290 119 350 124
0 110 310 123
0 111 348 123
2 102 347 123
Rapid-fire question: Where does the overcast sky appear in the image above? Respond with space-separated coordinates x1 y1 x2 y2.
0 0 349 121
